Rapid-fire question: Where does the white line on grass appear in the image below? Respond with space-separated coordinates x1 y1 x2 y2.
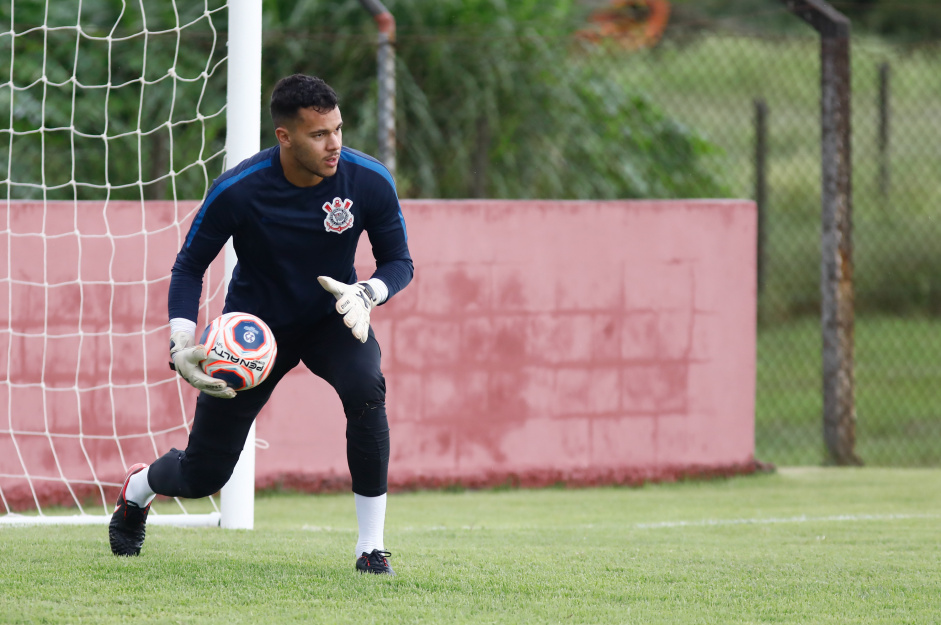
632 512 940 529
301 512 937 534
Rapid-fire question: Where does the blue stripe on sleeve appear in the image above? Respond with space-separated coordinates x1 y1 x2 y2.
398 210 408 242
185 158 273 248
340 149 406 241
340 149 398 193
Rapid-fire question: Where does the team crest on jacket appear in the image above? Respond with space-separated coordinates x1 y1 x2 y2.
323 197 354 233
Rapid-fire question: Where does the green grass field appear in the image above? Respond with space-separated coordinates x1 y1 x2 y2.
2 468 939 624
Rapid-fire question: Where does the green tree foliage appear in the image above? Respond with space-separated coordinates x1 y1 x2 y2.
669 0 941 43
262 0 727 199
2 0 726 201
838 0 941 43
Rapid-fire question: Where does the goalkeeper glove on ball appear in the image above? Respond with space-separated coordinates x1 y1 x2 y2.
169 331 237 399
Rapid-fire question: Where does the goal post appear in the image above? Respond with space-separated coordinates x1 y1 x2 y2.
0 0 260 528
219 0 261 531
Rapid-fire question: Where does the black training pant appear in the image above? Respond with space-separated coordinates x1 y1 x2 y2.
148 312 390 498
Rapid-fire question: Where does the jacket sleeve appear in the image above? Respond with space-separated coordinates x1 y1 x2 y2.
168 185 242 322
365 178 413 302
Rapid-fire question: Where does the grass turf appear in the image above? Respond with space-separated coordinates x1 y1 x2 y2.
1 468 939 624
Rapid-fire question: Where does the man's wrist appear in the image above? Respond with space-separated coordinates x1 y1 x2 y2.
169 317 197 339
363 279 388 305
168 323 196 371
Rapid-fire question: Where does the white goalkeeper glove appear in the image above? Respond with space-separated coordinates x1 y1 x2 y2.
317 276 380 343
169 331 237 399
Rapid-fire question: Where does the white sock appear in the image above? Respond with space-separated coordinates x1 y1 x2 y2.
354 493 387 557
125 467 156 507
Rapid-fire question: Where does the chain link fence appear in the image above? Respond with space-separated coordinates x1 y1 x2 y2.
575 29 941 466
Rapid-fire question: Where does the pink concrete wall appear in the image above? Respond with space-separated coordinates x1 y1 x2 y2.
258 200 758 490
0 199 756 509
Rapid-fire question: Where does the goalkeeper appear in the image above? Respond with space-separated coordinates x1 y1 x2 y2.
108 74 413 576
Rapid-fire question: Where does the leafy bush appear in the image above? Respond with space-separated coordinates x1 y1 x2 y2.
262 0 728 199
1 0 727 201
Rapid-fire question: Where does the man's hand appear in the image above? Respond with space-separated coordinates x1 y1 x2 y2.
169 331 237 399
317 276 376 343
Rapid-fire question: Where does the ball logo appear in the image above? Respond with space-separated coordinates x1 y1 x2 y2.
243 329 257 344
323 197 354 234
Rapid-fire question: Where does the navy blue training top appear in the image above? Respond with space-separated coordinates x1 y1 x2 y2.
169 145 413 333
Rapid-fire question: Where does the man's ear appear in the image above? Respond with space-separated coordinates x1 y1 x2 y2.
275 126 291 148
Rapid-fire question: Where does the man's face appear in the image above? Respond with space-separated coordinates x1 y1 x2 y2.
278 106 343 185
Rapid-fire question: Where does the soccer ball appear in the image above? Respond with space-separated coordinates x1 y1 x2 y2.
198 312 277 391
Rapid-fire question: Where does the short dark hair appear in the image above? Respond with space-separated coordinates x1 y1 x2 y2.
269 74 339 128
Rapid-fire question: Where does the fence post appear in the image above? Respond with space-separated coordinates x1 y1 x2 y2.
778 0 860 465
754 98 768 299
358 0 397 176
878 62 890 199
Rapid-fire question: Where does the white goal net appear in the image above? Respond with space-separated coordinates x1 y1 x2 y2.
0 0 256 526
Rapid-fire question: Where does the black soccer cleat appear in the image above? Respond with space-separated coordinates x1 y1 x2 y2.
109 463 151 556
356 549 395 575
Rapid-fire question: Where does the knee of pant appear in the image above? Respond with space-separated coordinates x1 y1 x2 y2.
337 374 386 414
181 454 239 498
